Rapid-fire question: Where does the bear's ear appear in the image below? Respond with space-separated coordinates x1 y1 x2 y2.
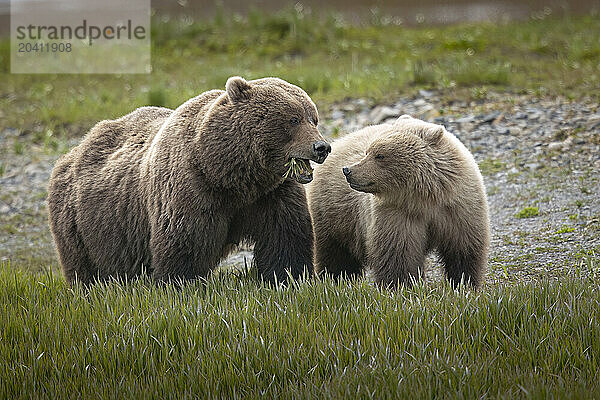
422 126 444 145
226 76 252 102
394 115 413 124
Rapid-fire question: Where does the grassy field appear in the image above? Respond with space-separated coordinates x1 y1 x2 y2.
1 257 600 399
0 9 599 143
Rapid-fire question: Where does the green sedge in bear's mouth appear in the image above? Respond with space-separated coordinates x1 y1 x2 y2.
282 158 314 184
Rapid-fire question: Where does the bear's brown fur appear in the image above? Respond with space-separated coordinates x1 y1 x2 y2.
48 77 331 284
306 115 489 288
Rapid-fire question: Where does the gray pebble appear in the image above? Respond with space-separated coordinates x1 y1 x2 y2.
480 111 501 124
456 115 475 124
370 106 400 124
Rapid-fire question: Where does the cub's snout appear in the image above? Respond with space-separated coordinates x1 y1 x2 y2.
341 164 375 193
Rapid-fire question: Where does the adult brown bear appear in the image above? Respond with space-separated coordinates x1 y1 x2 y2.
48 77 330 284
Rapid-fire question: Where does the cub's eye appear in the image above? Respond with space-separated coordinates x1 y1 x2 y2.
290 117 300 125
374 154 385 160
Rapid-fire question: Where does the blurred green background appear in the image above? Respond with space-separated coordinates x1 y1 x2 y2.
0 0 598 145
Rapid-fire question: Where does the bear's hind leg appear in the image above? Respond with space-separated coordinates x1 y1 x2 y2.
49 205 97 285
48 164 97 285
53 227 96 285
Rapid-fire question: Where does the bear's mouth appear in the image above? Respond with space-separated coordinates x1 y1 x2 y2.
348 181 375 193
282 158 314 184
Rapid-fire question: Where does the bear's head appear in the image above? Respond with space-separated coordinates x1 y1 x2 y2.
342 115 449 201
201 76 330 187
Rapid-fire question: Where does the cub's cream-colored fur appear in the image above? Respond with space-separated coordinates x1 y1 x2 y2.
306 115 490 288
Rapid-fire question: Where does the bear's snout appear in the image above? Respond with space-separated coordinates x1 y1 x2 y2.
312 141 331 164
342 165 376 193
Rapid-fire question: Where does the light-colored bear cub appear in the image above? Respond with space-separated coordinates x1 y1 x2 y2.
306 115 489 288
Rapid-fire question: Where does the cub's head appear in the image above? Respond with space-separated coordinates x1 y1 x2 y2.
342 115 445 196
224 76 330 184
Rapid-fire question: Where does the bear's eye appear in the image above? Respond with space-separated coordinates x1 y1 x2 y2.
290 117 300 125
374 154 385 160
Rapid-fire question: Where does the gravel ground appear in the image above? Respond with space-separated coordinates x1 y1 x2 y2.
1 91 599 285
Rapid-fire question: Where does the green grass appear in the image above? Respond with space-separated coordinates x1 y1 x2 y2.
556 224 576 234
1 259 600 398
515 206 540 219
1 10 599 138
478 158 506 175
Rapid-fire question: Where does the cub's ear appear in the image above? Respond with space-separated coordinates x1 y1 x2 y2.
394 115 413 124
422 125 444 144
226 76 252 102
